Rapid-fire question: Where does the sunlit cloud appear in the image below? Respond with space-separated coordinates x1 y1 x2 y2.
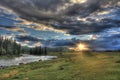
117 2 120 6
0 6 14 14
33 42 42 47
89 35 99 40
0 25 25 33
0 6 18 19
97 11 110 15
69 42 89 51
70 0 87 4
76 17 91 23
18 33 30 36
0 0 120 51
15 18 67 34
5 27 25 32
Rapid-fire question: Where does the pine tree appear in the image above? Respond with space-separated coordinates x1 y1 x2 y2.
0 35 22 55
44 47 47 55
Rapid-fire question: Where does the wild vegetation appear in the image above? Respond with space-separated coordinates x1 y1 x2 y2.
0 51 120 80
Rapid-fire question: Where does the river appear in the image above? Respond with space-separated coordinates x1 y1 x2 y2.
0 54 57 67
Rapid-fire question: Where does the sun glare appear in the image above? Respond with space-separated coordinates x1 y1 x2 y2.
76 43 88 51
77 43 86 51
69 43 89 51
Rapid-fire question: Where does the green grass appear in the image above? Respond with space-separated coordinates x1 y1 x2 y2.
0 51 120 80
0 54 21 59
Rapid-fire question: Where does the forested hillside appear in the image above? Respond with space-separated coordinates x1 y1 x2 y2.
0 35 22 55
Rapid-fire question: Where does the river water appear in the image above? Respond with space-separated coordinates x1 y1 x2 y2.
0 54 57 67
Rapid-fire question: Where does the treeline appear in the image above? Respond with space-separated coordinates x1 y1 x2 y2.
0 35 22 55
30 47 47 55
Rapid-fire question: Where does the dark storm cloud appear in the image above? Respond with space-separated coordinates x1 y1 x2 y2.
0 0 72 19
52 21 116 35
51 40 75 47
0 0 120 35
0 25 25 32
16 35 40 42
88 35 120 51
0 0 98 20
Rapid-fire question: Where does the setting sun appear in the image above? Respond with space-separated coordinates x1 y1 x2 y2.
69 43 89 51
77 43 86 51
76 43 88 51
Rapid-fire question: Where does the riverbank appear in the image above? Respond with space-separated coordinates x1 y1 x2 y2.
0 51 120 80
0 54 57 67
0 54 21 59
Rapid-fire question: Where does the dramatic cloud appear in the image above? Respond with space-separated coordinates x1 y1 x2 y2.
0 0 120 35
0 26 25 32
0 0 120 50
16 35 40 42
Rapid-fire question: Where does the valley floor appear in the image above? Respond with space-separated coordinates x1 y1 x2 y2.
0 51 120 80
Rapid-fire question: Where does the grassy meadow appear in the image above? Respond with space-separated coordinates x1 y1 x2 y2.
0 51 120 80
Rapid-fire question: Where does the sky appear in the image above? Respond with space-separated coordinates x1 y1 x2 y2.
0 0 120 51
